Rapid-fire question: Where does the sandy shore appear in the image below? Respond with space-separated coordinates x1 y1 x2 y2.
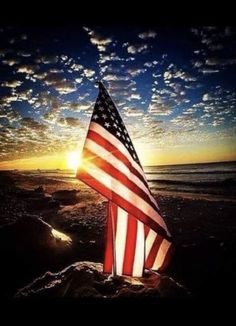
0 170 236 298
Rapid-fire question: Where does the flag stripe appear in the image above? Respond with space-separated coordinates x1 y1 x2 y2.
152 239 172 270
115 207 128 276
157 243 173 273
132 220 145 276
122 214 138 275
82 147 159 213
145 236 163 269
87 128 150 191
103 203 114 273
145 228 158 259
77 164 170 238
89 122 149 187
84 137 159 210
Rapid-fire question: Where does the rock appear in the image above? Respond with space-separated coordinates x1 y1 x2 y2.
34 186 45 193
0 215 72 250
52 190 80 205
15 261 189 299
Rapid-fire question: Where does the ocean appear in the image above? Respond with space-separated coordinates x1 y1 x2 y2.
20 161 236 199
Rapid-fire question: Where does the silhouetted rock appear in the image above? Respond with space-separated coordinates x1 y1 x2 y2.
34 186 45 193
16 262 189 299
52 189 80 205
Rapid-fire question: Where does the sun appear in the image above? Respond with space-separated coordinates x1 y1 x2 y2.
66 151 81 172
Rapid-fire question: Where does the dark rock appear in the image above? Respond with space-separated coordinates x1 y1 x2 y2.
16 261 189 299
34 186 45 193
52 190 80 205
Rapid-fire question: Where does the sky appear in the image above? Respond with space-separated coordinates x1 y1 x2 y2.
0 25 236 170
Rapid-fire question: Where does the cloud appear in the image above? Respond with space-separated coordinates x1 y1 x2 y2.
202 93 213 101
20 117 48 131
205 57 236 66
103 74 130 82
2 58 20 66
127 68 146 77
57 117 82 128
43 72 77 94
123 107 144 117
144 61 158 68
17 65 38 74
17 51 31 57
84 69 95 78
54 82 77 95
138 30 157 39
148 103 173 116
127 44 148 54
200 68 220 74
83 27 112 52
164 68 197 82
129 93 141 100
1 80 22 88
40 55 59 64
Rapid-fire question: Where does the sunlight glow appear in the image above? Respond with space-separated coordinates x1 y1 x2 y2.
66 151 81 172
51 228 72 244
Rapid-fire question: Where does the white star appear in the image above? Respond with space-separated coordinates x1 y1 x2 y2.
93 114 99 120
116 131 121 137
99 106 104 111
125 143 129 148
113 123 118 128
104 122 110 128
111 116 115 120
127 137 131 142
124 129 127 134
102 114 107 119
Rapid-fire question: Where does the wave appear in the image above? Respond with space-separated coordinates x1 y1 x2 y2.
145 170 236 175
148 178 236 187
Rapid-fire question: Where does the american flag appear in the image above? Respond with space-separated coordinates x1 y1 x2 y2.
76 82 172 277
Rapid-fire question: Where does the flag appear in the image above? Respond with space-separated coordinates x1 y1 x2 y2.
76 82 172 276
103 202 172 276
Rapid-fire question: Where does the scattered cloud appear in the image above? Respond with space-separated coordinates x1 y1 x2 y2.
138 31 157 39
1 80 22 88
127 44 148 54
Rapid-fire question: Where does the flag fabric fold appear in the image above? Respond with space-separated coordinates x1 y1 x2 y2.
76 82 172 277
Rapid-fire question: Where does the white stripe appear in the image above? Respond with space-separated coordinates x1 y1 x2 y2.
82 161 170 235
132 220 145 277
152 239 171 270
89 122 148 185
115 207 128 276
145 228 158 259
85 138 158 210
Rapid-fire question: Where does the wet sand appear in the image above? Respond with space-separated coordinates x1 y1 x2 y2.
0 170 236 299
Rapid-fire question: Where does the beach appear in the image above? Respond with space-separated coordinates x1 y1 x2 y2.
0 168 236 299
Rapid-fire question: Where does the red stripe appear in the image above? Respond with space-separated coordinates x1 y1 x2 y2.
82 147 159 213
77 168 171 241
110 202 117 236
103 203 113 273
122 214 137 275
103 202 118 274
144 225 150 238
145 235 163 269
87 130 149 190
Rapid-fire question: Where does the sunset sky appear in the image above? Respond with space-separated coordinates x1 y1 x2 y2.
0 25 236 170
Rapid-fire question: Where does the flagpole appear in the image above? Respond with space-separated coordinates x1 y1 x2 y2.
110 202 117 277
